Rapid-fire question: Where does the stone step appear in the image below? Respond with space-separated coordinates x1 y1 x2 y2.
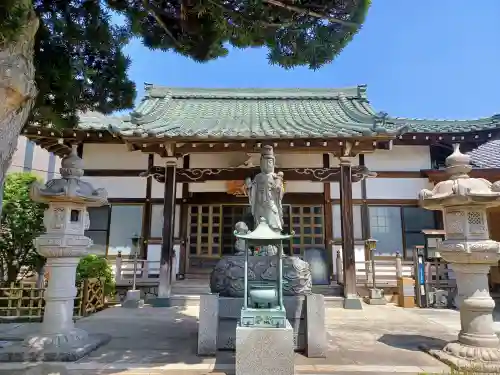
163 294 345 308
184 273 211 280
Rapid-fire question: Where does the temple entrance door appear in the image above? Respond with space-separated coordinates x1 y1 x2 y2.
186 203 323 272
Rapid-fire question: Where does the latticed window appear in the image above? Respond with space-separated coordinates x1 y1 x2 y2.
290 205 324 256
467 211 486 234
188 205 222 257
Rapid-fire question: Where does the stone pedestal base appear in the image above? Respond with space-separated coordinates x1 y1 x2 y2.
343 296 363 310
0 329 110 362
122 290 144 308
365 289 387 305
150 297 171 307
427 342 500 373
236 321 294 375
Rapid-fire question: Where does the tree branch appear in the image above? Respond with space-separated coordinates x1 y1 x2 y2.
262 0 359 27
207 0 294 28
141 0 182 49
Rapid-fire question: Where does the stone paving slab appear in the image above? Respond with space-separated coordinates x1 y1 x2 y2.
0 304 458 374
0 364 453 375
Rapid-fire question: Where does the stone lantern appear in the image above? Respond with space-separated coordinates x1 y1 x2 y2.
1 146 109 361
419 144 500 372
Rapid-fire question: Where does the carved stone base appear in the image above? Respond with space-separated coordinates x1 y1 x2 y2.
0 329 110 362
426 341 500 373
210 255 312 297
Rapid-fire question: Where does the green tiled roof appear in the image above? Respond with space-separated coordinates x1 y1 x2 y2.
119 85 399 139
75 85 500 139
385 115 500 134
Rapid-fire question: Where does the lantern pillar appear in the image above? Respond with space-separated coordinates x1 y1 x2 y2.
419 144 500 372
0 146 110 362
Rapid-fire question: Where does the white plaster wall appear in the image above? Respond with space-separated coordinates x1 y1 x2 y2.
330 181 362 199
189 181 227 192
285 181 324 193
329 155 357 167
190 153 243 168
366 178 432 199
31 144 50 180
82 144 148 170
188 179 325 193
9 136 27 172
82 177 146 198
190 152 325 169
364 146 431 171
276 153 323 168
151 181 183 198
153 154 184 168
7 136 62 181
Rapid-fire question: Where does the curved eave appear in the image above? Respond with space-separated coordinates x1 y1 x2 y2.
396 127 500 145
388 114 500 134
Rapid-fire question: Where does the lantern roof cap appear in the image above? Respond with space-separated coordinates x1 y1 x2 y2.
30 146 108 206
419 144 500 210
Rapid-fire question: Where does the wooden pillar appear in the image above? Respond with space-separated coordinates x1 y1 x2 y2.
339 157 362 309
153 157 177 307
322 154 334 281
178 155 190 278
141 154 154 259
359 154 370 240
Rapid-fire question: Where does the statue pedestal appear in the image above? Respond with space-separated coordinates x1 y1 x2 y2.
236 321 294 375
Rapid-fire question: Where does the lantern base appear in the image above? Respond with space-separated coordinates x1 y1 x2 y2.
426 342 500 373
0 331 110 362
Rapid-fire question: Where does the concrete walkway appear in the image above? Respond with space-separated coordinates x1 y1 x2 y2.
0 304 461 374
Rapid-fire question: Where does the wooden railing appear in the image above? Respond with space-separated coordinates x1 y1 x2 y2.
114 251 182 288
0 277 106 321
115 255 161 287
335 251 413 288
423 258 456 293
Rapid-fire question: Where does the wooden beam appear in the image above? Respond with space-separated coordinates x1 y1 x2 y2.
141 166 376 183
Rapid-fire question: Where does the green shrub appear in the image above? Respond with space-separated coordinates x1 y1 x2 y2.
76 255 115 296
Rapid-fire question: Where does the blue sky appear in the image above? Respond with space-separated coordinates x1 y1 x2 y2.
122 0 500 119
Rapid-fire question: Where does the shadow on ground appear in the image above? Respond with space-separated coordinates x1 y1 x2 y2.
378 334 447 352
78 305 236 374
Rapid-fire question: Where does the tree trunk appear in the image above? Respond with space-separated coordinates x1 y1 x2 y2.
0 11 39 217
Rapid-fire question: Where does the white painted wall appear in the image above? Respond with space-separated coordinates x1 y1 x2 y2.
9 136 27 174
152 181 183 198
364 145 431 171
189 152 326 193
82 176 147 198
366 178 433 199
363 146 432 200
330 181 363 199
82 144 148 170
7 136 61 181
